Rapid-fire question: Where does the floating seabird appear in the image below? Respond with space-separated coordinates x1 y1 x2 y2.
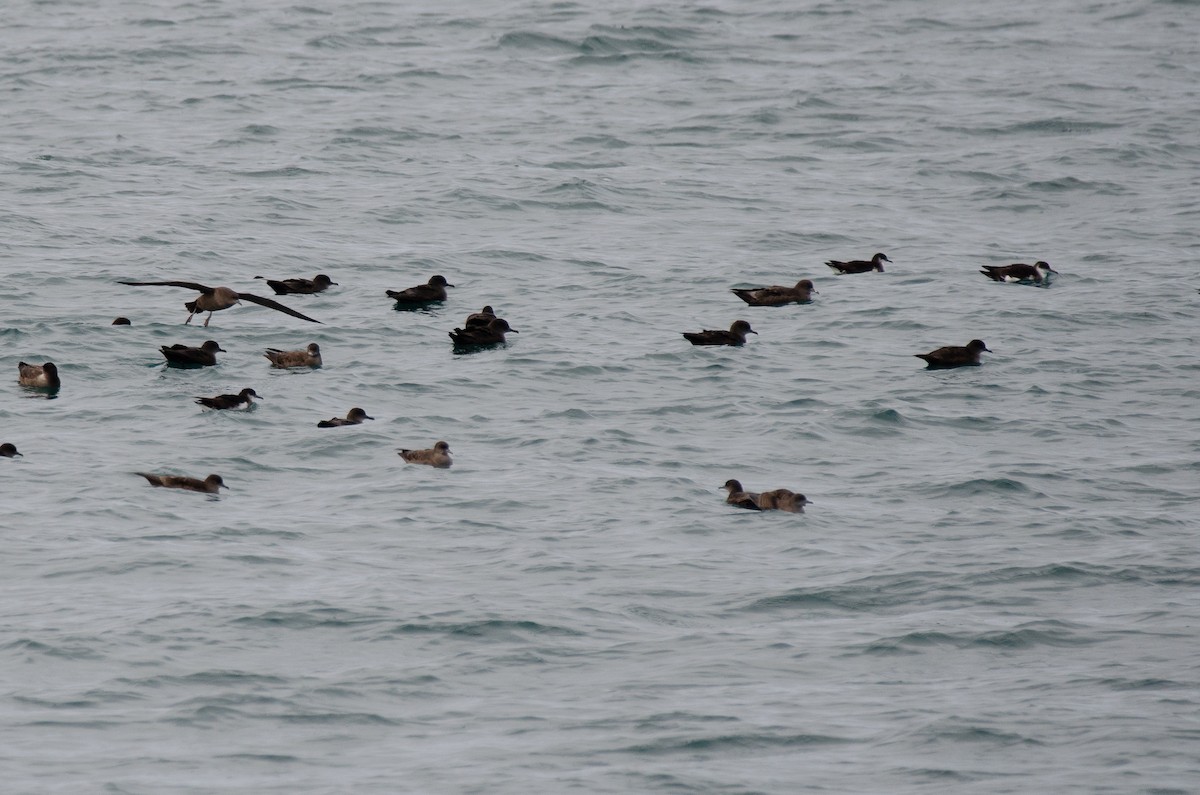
17 361 60 388
722 480 810 512
195 388 261 410
683 320 757 346
826 253 890 274
0 443 22 458
137 472 228 493
449 317 517 348
732 279 818 306
112 317 131 325
317 407 374 427
264 343 322 368
161 340 225 367
980 261 1057 284
915 339 991 368
118 280 322 326
386 275 454 306
256 274 338 295
464 305 496 327
398 440 452 468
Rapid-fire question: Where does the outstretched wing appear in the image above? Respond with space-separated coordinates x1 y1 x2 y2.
120 280 214 294
237 292 322 323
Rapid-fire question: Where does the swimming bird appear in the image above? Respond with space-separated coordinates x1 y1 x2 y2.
386 275 454 306
722 479 762 511
0 443 21 458
464 305 496 327
195 387 261 410
118 280 321 326
317 407 374 427
112 317 131 325
17 361 60 388
160 340 225 367
980 261 1057 283
398 440 452 468
915 339 991 368
449 317 518 348
756 489 811 513
137 472 228 493
732 279 818 306
264 343 322 368
826 252 890 274
683 320 757 346
256 274 338 295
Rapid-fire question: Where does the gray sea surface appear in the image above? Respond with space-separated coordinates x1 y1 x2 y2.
2 0 1199 792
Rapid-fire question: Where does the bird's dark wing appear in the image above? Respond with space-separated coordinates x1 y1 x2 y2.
236 293 322 323
120 281 214 294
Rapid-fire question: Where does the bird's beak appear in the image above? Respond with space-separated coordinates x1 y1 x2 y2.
364 415 375 420
221 484 230 490
749 330 758 334
218 347 227 352
509 328 519 333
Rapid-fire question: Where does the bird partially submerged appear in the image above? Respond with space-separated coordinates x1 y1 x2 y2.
722 480 810 512
915 339 991 368
449 317 518 349
398 440 453 468
17 361 60 389
160 340 225 367
119 280 322 326
256 274 338 295
979 261 1056 284
826 253 890 274
732 280 817 306
195 387 261 410
683 320 757 346
264 343 322 368
387 275 454 306
137 472 228 493
317 407 374 427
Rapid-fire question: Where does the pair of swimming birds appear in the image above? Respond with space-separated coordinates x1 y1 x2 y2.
823 253 1056 284
158 341 322 368
723 480 811 512
194 389 373 428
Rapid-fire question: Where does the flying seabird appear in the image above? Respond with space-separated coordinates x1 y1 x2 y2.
732 279 818 306
915 339 991 368
398 441 453 468
826 253 890 274
683 320 757 346
195 388 262 410
317 407 374 427
118 280 322 326
264 343 322 368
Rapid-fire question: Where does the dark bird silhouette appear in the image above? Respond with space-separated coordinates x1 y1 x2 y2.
826 252 890 274
386 275 454 306
732 279 818 306
137 472 228 493
195 387 261 410
160 340 225 367
111 317 131 325
18 361 60 388
683 320 757 346
256 274 338 295
317 407 374 428
980 261 1056 283
722 480 810 512
398 440 453 468
118 281 321 326
915 339 991 368
0 443 22 458
722 479 762 511
449 317 518 348
264 343 322 368
464 305 496 327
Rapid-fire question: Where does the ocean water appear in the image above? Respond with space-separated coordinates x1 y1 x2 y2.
2 0 1199 792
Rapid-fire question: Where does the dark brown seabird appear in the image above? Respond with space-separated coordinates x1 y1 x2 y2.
317 407 374 427
17 361 60 388
449 317 517 348
0 443 22 458
387 275 454 305
160 340 225 367
119 280 322 326
137 472 228 493
464 305 496 328
256 274 338 295
196 388 262 410
722 479 762 511
732 279 818 306
264 343 322 368
398 440 452 468
722 480 811 512
111 317 131 325
683 320 757 346
915 339 991 368
826 252 890 274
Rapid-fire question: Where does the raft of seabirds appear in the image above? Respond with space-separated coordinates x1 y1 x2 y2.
8 255 1059 509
